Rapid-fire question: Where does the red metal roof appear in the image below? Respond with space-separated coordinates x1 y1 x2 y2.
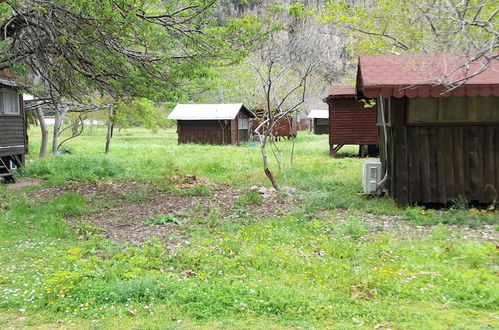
327 85 356 99
357 53 499 98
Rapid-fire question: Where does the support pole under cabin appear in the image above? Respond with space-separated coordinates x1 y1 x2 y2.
330 144 344 157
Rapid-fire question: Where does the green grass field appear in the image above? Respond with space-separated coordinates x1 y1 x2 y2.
0 127 497 329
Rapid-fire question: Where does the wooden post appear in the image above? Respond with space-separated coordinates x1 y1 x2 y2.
330 144 344 157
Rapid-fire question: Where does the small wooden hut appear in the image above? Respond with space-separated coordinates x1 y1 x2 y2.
251 111 298 139
0 72 26 182
168 104 255 145
356 54 499 206
307 109 329 135
323 86 378 157
296 111 310 131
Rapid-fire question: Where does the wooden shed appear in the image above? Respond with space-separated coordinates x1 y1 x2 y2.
323 85 378 157
307 109 329 135
168 104 255 145
0 72 26 182
356 54 499 206
251 112 298 139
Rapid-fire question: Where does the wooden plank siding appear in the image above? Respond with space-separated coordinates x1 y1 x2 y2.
251 117 297 138
313 119 329 135
382 96 498 206
0 94 27 158
177 120 232 145
230 119 238 145
327 98 378 147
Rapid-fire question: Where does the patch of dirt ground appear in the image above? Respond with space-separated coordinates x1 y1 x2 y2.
4 178 44 190
27 180 296 246
24 180 497 246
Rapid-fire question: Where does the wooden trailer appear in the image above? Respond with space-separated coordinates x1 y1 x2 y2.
307 109 329 135
323 85 378 157
356 54 499 206
0 73 26 182
168 104 255 145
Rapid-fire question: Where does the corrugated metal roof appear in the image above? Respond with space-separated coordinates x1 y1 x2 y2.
307 109 329 119
0 76 18 87
168 103 255 120
357 53 499 98
328 85 356 99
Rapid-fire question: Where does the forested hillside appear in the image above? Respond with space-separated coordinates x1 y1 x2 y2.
184 0 497 111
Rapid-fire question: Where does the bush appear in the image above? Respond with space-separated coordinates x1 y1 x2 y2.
143 214 183 226
336 216 370 239
235 191 264 207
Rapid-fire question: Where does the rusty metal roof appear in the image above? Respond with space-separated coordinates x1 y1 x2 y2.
0 71 20 87
327 85 356 99
357 54 499 98
307 109 329 119
168 103 255 120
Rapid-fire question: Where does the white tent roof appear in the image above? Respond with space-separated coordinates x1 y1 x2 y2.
307 109 329 119
168 103 255 120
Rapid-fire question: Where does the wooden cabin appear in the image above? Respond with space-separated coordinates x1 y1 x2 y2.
251 112 298 139
0 73 26 182
168 104 255 145
307 109 329 135
323 86 378 157
297 118 310 131
356 54 499 206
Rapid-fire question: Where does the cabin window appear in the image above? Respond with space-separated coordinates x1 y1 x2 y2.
408 96 499 124
0 90 20 115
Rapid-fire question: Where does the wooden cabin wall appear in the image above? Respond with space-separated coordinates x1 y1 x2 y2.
0 94 27 160
385 97 498 206
230 119 238 145
313 118 329 135
177 120 232 145
298 119 310 131
252 117 297 138
327 98 378 146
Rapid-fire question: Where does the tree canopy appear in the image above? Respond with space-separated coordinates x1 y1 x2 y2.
0 0 260 100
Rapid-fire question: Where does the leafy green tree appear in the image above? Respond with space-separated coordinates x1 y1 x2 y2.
0 0 261 154
114 98 167 132
323 0 498 82
0 0 258 100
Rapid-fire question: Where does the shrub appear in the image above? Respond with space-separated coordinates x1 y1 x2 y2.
337 216 370 240
235 191 264 207
143 214 183 226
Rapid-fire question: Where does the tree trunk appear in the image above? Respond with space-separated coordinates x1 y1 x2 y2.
35 107 49 157
260 137 279 190
105 106 114 154
52 110 62 154
290 133 296 165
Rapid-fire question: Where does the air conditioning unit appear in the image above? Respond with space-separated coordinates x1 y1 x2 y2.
362 161 382 194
